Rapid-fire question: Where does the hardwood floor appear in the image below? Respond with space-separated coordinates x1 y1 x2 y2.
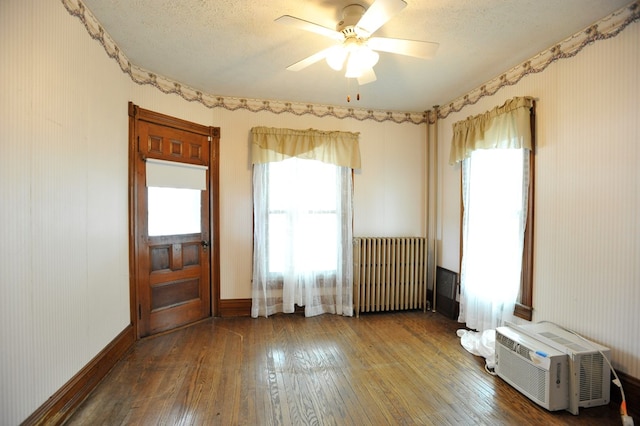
66 311 622 425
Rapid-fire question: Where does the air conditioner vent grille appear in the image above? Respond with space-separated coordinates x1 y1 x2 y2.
579 353 604 401
496 333 532 359
497 339 547 403
539 331 588 352
496 333 516 350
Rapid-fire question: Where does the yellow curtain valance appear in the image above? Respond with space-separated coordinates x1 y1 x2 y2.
449 96 534 164
251 126 361 169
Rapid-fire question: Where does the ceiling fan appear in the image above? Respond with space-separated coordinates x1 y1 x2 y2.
275 0 439 85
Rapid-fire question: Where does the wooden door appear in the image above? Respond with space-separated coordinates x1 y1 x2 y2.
129 104 220 338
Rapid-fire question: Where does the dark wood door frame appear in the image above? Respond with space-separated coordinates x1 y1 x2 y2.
128 102 220 338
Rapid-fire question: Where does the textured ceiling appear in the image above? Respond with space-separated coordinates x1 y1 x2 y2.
81 0 632 113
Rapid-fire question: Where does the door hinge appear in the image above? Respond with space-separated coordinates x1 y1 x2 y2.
208 136 212 142
138 304 142 320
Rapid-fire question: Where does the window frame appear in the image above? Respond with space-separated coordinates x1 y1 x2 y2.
514 103 536 320
458 102 536 321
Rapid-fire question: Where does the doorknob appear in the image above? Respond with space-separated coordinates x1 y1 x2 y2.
201 240 209 251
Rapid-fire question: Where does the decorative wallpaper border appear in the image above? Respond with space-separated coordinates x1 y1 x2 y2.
62 0 638 125
437 1 639 122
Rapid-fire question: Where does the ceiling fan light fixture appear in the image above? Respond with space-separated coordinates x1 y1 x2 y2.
358 45 380 68
344 44 379 78
344 59 361 78
326 46 348 71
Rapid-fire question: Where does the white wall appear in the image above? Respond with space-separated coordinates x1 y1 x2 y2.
437 22 640 378
0 1 425 423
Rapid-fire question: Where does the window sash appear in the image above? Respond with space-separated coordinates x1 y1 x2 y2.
267 210 339 275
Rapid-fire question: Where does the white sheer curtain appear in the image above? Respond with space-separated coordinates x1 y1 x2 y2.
451 97 534 332
251 127 359 318
459 149 529 332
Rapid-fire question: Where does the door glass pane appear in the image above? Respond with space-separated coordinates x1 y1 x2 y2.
148 186 201 236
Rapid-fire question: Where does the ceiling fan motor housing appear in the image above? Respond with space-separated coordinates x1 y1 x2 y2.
336 4 366 37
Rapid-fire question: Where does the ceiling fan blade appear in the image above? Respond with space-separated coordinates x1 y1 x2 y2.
357 67 377 85
356 0 407 36
368 37 439 59
286 46 336 72
275 15 342 41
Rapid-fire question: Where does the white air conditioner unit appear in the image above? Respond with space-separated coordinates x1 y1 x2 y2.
515 322 611 415
496 323 611 415
495 326 570 411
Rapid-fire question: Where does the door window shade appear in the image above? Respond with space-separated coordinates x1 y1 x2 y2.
146 158 208 190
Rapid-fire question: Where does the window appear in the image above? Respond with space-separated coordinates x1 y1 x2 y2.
460 148 532 331
147 187 201 236
145 158 208 236
252 157 354 318
451 97 535 331
266 158 339 274
250 126 360 318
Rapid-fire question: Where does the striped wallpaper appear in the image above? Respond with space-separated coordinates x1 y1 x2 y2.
437 19 639 378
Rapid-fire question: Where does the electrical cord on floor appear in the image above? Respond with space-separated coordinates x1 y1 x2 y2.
484 363 497 376
538 321 634 426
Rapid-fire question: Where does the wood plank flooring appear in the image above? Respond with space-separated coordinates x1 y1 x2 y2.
65 311 622 425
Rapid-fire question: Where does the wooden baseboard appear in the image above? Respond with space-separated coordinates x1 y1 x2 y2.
219 298 251 317
22 324 135 426
612 371 640 419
